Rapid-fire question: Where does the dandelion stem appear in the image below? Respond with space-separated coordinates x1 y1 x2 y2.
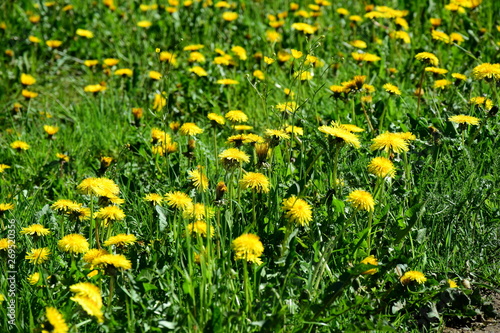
416 68 426 117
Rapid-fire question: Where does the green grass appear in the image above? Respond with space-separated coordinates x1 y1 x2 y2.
1 0 499 332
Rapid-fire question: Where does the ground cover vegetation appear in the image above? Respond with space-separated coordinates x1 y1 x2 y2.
0 0 499 331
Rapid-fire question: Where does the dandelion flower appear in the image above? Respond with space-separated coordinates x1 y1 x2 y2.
415 52 439 66
370 132 409 153
207 113 225 125
91 254 132 270
282 196 313 226
187 167 209 191
383 83 401 95
471 63 500 81
165 191 192 210
10 141 30 151
46 40 62 48
84 84 106 93
42 307 69 333
104 58 120 66
144 193 163 205
44 125 59 136
448 279 458 288
77 177 120 197
58 234 89 254
232 233 264 265
76 28 94 38
187 221 213 237
149 70 162 80
219 148 250 167
70 282 102 308
179 123 203 136
222 11 238 21
21 73 36 85
20 224 51 236
22 89 38 99
83 249 109 264
70 295 104 323
189 66 208 77
400 270 427 285
103 234 137 247
183 203 215 220
239 172 270 193
0 203 15 213
225 110 248 122
25 248 51 265
216 78 239 85
137 20 152 28
51 199 81 212
28 272 40 285
434 79 452 89
0 164 11 173
360 255 378 275
347 190 375 212
368 157 396 178
448 115 480 125
114 68 133 77
95 206 125 221
318 125 361 148
0 238 15 250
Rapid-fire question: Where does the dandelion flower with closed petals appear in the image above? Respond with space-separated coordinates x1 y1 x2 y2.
347 190 375 212
179 123 203 136
239 172 270 193
370 132 409 153
368 157 396 178
219 148 250 168
232 233 264 265
25 248 51 265
282 196 313 226
92 254 132 270
58 234 89 254
400 270 427 285
449 115 480 125
42 307 69 333
44 125 59 137
360 255 378 275
318 125 361 148
225 110 248 122
20 224 51 236
104 234 137 247
165 191 192 210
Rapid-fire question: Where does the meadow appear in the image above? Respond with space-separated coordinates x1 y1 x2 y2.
0 0 499 331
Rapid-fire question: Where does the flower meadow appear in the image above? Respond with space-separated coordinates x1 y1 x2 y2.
1 0 499 331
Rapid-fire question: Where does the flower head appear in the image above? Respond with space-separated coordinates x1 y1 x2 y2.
415 52 439 66
165 191 192 210
114 68 133 77
25 248 51 265
232 233 264 265
360 255 378 275
58 234 89 254
144 193 163 205
239 172 270 193
188 167 209 191
10 141 30 150
282 196 313 226
187 221 214 237
471 63 500 81
383 83 401 95
91 254 132 270
76 28 94 38
0 238 15 251
179 123 203 136
219 148 250 168
83 249 109 264
21 73 36 85
20 224 51 236
77 177 120 197
347 190 375 212
103 234 137 247
449 115 480 125
370 132 409 153
225 110 248 122
368 157 396 178
95 206 125 221
400 270 427 285
318 125 361 148
42 307 69 333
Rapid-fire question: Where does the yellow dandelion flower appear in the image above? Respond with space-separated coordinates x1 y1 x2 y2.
225 110 248 122
232 233 264 265
137 20 152 28
103 234 137 247
187 167 209 191
187 221 214 237
165 191 192 210
415 52 439 66
448 115 480 125
28 272 40 285
104 58 120 66
0 238 15 250
114 68 133 77
383 83 402 95
182 203 215 220
282 196 312 226
58 234 89 254
350 40 367 49
276 101 298 114
360 255 378 275
43 307 69 333
84 60 99 67
222 11 238 21
22 89 38 99
46 40 62 48
21 73 36 85
77 177 120 197
448 279 458 288
284 125 304 136
183 44 204 51
189 66 208 76
207 113 225 125
179 123 203 136
25 248 51 265
95 206 125 221
0 164 11 173
400 270 427 285
219 148 250 167
10 140 30 150
70 295 104 323
318 125 361 148
43 125 59 136
51 199 80 212
76 28 94 38
239 172 270 193
84 84 106 93
0 203 15 213
83 248 109 264
217 78 239 85
434 79 452 89
149 70 162 80
20 224 51 236
368 157 396 178
370 132 409 153
144 193 163 205
70 282 102 308
347 190 375 212
471 63 500 81
91 254 132 270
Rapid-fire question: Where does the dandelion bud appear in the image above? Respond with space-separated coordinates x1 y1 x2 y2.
215 181 227 202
